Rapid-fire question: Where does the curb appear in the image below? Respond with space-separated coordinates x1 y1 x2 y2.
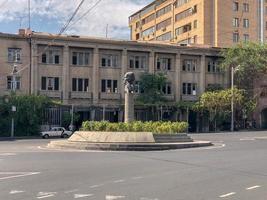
48 140 213 151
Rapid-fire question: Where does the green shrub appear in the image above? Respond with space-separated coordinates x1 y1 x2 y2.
81 121 188 134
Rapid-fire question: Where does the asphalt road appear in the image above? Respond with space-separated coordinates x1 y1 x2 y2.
0 131 267 200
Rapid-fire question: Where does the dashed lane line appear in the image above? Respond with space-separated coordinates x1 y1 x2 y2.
106 195 126 200
64 189 79 194
113 179 125 183
89 184 104 189
9 190 24 194
0 153 17 156
37 192 57 199
219 192 236 198
0 172 40 180
246 185 261 190
74 194 94 198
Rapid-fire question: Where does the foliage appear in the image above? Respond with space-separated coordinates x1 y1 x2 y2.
197 88 245 130
220 42 267 92
206 84 224 92
0 94 52 137
81 121 188 134
136 73 167 105
62 112 80 129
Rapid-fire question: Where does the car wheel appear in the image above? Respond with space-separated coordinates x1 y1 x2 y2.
62 134 68 138
43 134 49 139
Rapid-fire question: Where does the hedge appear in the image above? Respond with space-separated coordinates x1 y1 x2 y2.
81 121 188 134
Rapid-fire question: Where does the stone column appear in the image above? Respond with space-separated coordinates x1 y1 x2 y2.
199 55 206 95
175 53 181 102
148 51 155 73
31 42 38 95
125 92 134 123
92 47 99 105
121 49 127 100
62 45 70 105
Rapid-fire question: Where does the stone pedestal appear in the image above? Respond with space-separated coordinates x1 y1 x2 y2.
125 92 134 122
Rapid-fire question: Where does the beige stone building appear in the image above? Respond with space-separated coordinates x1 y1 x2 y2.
0 30 229 131
129 0 265 47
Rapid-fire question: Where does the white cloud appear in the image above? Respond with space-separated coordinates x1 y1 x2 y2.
0 0 152 39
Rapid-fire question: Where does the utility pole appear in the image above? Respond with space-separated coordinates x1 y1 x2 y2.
231 66 234 132
259 0 264 43
28 0 31 29
105 24 109 38
10 57 18 138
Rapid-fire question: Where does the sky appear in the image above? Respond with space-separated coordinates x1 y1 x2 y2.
0 0 152 39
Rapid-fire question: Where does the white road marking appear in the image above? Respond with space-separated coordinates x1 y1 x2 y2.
74 194 94 198
37 194 55 199
131 176 143 180
0 153 17 156
64 189 79 193
37 192 57 199
90 184 104 188
255 137 267 140
246 185 261 190
9 190 24 194
240 138 255 141
113 179 125 183
106 195 126 200
219 192 236 198
0 172 40 180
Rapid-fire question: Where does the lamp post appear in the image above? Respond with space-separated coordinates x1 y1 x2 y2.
10 64 18 138
231 65 240 132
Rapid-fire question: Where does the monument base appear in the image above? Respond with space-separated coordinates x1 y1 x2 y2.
47 131 212 151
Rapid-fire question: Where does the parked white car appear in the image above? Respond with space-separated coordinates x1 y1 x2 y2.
41 127 73 139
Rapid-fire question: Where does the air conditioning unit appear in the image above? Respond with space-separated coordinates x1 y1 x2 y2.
162 27 166 32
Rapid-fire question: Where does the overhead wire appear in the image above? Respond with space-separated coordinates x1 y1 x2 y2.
0 0 86 81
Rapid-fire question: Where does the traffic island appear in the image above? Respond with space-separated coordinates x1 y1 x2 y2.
47 131 212 151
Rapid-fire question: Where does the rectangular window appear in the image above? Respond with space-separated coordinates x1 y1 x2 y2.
41 77 59 91
233 32 239 43
101 79 118 93
142 27 155 37
8 48 21 62
41 77 46 90
207 61 220 73
129 55 147 69
78 78 83 92
243 19 249 28
6 76 21 90
182 83 197 95
243 3 249 12
72 52 90 66
233 18 239 27
101 80 106 92
156 4 171 18
156 32 171 41
162 83 172 95
233 2 238 11
175 23 192 36
156 18 171 31
72 78 77 92
101 54 119 68
182 59 197 72
157 57 172 71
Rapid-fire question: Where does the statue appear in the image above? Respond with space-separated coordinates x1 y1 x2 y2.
123 72 135 122
123 72 135 94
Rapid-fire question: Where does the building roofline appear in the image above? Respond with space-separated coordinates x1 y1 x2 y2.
129 0 157 19
29 31 222 52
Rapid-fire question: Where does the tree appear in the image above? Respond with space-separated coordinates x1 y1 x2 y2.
220 42 267 94
136 73 167 121
137 73 167 105
197 88 244 131
0 94 52 137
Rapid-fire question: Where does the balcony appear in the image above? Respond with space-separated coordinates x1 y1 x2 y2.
71 92 92 99
181 95 198 101
100 92 121 100
39 90 61 98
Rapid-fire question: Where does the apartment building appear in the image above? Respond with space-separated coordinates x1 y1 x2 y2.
0 30 230 131
129 0 264 47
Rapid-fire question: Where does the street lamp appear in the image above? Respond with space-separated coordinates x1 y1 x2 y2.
10 61 18 138
231 65 240 132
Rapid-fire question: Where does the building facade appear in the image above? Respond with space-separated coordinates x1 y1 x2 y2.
0 30 229 131
129 0 265 47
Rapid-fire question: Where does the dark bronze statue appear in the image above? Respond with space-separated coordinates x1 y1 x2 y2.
123 72 135 94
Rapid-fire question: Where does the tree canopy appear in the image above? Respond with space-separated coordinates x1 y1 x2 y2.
136 73 167 105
